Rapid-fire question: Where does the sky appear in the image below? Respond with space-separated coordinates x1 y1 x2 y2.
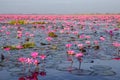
0 0 120 14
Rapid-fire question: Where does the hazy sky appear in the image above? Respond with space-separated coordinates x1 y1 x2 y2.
0 0 120 14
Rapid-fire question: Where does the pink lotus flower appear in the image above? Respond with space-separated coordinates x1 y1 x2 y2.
85 40 91 45
46 37 53 42
75 52 83 69
94 40 99 45
40 71 46 76
17 34 22 38
31 52 39 58
4 47 10 51
26 58 33 64
19 77 25 80
18 57 26 63
26 76 33 80
114 28 119 31
30 34 34 37
72 31 78 35
40 54 46 60
77 44 83 48
6 31 10 35
17 31 22 34
100 37 105 41
60 30 64 33
113 58 120 60
32 72 39 79
66 44 72 49
34 59 39 65
67 50 75 55
25 32 30 36
109 30 113 36
2 26 6 29
75 53 83 58
85 35 91 39
112 42 120 48
0 30 4 33
16 44 23 49
79 34 85 39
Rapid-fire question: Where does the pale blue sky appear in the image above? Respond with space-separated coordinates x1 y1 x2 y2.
0 0 120 14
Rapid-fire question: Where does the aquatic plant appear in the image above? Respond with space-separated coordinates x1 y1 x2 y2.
9 20 27 25
2 42 35 50
48 32 58 37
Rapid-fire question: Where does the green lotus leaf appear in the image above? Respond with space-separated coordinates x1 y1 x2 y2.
22 42 35 48
48 32 58 37
31 21 47 24
9 20 27 25
2 42 35 50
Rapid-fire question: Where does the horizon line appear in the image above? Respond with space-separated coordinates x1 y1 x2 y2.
0 13 120 15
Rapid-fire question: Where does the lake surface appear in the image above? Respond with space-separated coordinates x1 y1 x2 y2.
0 15 120 80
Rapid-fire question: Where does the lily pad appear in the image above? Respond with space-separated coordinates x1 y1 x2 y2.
91 70 116 76
118 26 120 28
9 20 27 25
22 42 35 48
48 32 58 37
2 42 36 50
71 69 92 76
31 21 47 24
56 66 77 71
50 45 58 50
90 65 112 71
2 45 17 50
40 42 50 45
93 45 100 50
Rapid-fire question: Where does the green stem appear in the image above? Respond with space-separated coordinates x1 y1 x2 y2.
118 47 119 56
71 60 73 67
78 61 81 70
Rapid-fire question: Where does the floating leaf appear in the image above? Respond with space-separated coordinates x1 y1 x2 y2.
90 65 112 71
93 45 100 50
71 69 92 76
31 21 47 24
48 32 57 37
118 26 120 28
2 42 35 50
22 42 35 48
9 20 27 25
2 45 17 50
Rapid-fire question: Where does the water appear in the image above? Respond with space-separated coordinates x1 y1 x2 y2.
0 15 120 80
